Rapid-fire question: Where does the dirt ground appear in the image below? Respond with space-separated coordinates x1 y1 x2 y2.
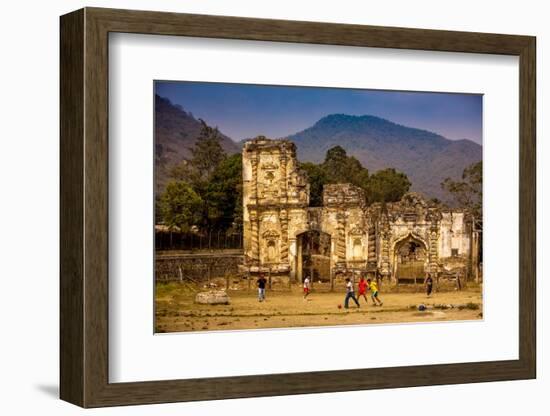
155 283 483 333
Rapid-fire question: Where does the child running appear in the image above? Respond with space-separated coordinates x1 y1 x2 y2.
358 276 370 305
303 276 311 300
344 278 360 309
367 278 383 306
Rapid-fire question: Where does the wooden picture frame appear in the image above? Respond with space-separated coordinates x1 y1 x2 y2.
60 7 536 408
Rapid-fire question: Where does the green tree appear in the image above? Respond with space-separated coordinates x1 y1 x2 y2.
299 162 328 206
202 153 243 230
441 161 482 219
188 120 227 181
301 146 412 205
169 159 193 182
321 146 349 183
300 147 370 206
320 146 369 187
366 168 411 203
166 120 240 231
159 181 203 232
169 119 227 187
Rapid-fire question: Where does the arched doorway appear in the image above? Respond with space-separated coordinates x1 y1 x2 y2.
393 234 427 285
296 230 332 287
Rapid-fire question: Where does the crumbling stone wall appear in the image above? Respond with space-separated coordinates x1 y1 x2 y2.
321 184 368 272
242 137 309 286
242 137 477 286
156 252 243 282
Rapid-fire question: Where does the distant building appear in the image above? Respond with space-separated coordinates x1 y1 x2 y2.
242 137 481 287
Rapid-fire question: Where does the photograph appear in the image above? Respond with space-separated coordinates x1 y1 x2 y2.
154 81 483 333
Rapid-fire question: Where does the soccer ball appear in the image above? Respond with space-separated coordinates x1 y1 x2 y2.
338 304 342 309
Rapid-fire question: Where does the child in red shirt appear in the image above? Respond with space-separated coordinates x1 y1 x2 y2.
358 276 370 305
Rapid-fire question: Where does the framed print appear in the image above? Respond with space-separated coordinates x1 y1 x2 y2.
60 7 536 408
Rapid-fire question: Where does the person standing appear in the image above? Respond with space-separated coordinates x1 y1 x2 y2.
367 278 383 306
303 276 311 300
257 274 267 302
425 274 434 297
344 278 360 309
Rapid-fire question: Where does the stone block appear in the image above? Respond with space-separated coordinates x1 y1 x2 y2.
195 290 230 305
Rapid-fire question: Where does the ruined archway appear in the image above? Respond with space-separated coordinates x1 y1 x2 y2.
392 234 428 285
296 230 332 287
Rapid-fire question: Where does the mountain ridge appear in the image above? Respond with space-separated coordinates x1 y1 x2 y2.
287 113 481 202
155 94 240 193
154 95 481 203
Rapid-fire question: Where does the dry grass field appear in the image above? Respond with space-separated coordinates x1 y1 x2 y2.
155 282 483 333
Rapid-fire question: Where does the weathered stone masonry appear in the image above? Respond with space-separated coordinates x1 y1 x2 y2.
242 137 480 286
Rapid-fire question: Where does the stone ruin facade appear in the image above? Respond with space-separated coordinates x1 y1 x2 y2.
242 137 481 287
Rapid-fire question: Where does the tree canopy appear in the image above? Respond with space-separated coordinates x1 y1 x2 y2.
299 162 328 207
188 120 227 180
366 168 411 203
169 119 227 186
159 121 242 233
202 153 243 231
159 136 413 233
321 145 370 188
441 161 482 220
158 181 203 232
300 146 410 205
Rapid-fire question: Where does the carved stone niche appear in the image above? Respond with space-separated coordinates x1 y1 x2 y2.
402 210 417 223
264 171 275 183
262 229 280 239
261 161 279 171
349 227 364 236
262 229 280 263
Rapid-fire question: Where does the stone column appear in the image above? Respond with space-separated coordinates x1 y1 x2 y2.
379 231 391 282
378 212 392 282
279 209 289 264
426 211 441 277
250 154 259 203
249 209 260 265
367 226 377 264
279 153 288 203
472 230 481 283
336 211 346 264
289 238 297 282
428 227 440 275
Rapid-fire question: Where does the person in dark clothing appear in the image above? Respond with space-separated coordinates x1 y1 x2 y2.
425 275 434 297
257 274 267 302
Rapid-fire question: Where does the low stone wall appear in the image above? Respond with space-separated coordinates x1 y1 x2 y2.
156 250 475 294
155 250 244 283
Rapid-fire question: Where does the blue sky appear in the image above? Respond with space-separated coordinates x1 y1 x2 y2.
155 81 483 145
